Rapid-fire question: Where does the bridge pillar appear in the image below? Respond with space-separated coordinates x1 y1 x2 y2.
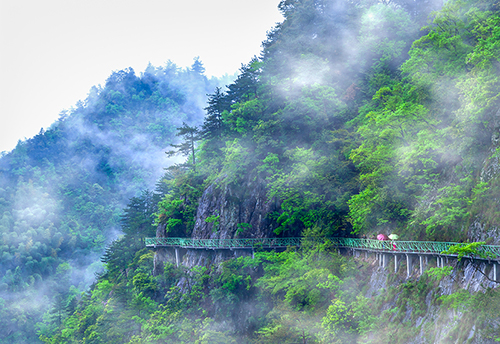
382 254 387 269
419 255 424 275
494 262 498 282
441 256 445 267
365 251 368 259
175 248 180 268
406 254 412 278
394 254 398 273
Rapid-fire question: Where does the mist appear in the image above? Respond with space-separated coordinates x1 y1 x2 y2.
2 0 500 342
0 60 232 343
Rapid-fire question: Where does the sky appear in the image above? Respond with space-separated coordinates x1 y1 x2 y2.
0 0 283 154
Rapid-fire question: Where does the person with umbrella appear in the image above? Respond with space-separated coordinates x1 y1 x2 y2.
377 233 388 251
377 234 388 241
389 234 399 250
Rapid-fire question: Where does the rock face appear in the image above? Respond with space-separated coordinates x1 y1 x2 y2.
185 175 279 269
153 175 280 272
362 253 499 344
153 223 173 275
468 107 500 245
191 175 278 240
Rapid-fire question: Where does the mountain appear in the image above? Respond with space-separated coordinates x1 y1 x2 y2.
0 60 230 343
4 0 500 342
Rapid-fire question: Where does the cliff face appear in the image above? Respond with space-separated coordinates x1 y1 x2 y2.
186 175 279 268
191 175 278 240
361 253 499 344
154 175 279 271
468 108 500 245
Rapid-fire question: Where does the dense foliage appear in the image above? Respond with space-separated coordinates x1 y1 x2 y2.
0 60 228 343
155 0 500 243
3 0 500 341
42 222 500 343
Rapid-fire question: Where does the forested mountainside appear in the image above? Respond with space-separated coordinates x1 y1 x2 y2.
0 60 230 342
3 0 500 342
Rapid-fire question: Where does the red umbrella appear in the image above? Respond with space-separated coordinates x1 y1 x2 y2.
377 234 388 241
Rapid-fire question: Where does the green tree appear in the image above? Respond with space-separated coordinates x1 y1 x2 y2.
166 122 201 171
191 56 206 75
201 87 229 142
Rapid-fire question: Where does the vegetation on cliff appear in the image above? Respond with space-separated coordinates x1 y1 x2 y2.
2 0 500 342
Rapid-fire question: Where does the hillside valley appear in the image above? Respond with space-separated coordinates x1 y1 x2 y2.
2 0 500 342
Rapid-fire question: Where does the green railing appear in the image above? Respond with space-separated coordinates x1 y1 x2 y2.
145 237 305 249
145 237 500 259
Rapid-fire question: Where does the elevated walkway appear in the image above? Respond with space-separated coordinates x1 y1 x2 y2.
145 237 500 279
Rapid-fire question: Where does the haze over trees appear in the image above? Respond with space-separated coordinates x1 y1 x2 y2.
1 0 500 342
0 60 228 342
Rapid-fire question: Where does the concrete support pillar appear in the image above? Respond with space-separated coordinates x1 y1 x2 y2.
175 247 179 268
382 254 387 269
394 254 398 273
419 255 424 275
493 262 498 281
425 256 428 265
406 254 412 278
365 251 368 259
441 257 445 267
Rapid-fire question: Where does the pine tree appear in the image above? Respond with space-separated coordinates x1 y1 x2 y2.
226 57 261 103
201 87 229 141
190 56 206 75
166 122 201 171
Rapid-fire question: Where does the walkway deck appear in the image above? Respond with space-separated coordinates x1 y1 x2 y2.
145 237 500 260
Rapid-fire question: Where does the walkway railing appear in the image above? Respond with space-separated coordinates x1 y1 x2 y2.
145 237 304 249
145 237 500 259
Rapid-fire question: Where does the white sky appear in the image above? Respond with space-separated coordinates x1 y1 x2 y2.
0 0 283 153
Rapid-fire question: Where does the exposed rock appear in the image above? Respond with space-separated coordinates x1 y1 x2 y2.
153 223 176 275
153 174 280 270
468 218 500 246
468 107 500 245
191 175 279 240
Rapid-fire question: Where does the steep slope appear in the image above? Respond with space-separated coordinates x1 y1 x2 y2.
0 61 227 343
37 0 500 342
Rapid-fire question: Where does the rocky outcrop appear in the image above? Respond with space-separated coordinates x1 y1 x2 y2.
191 175 279 240
468 107 500 245
360 253 499 344
153 223 173 275
153 174 280 271
183 175 279 268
